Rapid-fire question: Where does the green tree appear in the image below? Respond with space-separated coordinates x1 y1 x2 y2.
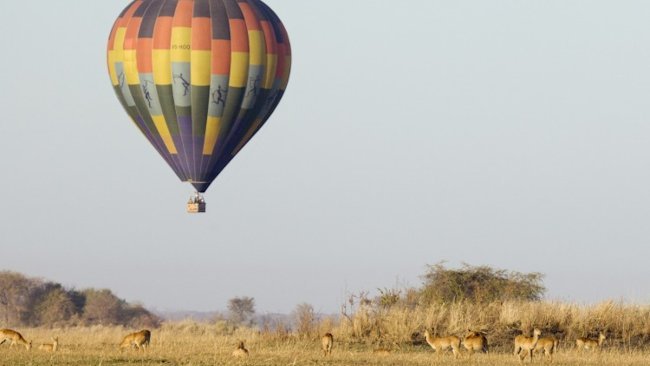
419 262 545 304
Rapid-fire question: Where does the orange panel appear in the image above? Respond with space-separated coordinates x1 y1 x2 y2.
124 18 142 50
108 23 119 51
172 0 193 27
192 17 211 50
230 19 248 52
153 17 173 50
137 38 154 73
211 40 231 75
116 1 142 28
239 2 260 30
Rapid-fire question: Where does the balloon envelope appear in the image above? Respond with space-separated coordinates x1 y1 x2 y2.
107 0 291 192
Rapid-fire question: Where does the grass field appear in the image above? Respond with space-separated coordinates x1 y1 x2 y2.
1 326 649 366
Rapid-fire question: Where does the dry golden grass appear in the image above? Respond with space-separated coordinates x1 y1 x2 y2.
336 300 650 350
0 324 648 366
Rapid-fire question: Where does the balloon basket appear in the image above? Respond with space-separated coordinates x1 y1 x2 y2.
187 203 206 213
187 192 206 213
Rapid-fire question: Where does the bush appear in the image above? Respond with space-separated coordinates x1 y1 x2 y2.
292 303 316 338
419 263 545 304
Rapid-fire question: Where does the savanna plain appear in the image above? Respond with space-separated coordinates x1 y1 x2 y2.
1 326 649 366
3 302 650 366
3 266 650 365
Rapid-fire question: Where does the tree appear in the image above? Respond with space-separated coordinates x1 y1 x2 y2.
227 296 255 325
419 262 545 304
33 286 77 326
122 304 162 328
292 303 316 338
82 289 124 325
0 271 39 326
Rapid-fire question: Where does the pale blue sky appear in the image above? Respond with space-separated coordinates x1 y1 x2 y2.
0 1 649 313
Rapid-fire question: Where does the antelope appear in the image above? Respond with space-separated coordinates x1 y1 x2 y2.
463 329 488 356
424 329 461 359
0 329 32 350
321 333 333 356
534 336 558 362
514 328 541 362
38 337 59 352
232 341 249 357
576 332 606 351
119 330 151 350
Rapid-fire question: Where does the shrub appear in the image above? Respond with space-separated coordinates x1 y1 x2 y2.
419 262 545 304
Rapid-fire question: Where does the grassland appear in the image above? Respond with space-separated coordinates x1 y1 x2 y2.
1 324 649 366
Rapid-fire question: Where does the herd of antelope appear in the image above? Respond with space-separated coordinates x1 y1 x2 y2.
0 326 609 362
419 327 607 362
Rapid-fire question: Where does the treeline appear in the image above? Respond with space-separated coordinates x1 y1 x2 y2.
0 271 160 328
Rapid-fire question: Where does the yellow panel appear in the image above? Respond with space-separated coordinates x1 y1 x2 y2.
281 55 292 90
263 54 278 89
191 50 211 86
232 118 263 156
248 31 265 66
113 28 126 60
152 115 178 154
203 116 222 155
171 27 191 62
230 52 249 88
108 51 118 85
123 50 140 85
152 50 172 85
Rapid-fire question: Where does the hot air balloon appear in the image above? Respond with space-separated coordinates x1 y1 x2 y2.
107 0 291 212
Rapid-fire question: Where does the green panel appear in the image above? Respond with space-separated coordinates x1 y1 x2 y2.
191 85 210 136
157 85 180 136
128 85 159 141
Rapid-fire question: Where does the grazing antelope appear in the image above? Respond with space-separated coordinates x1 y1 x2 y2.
232 341 249 357
0 329 32 350
534 336 558 362
514 328 541 362
119 330 151 350
38 337 59 352
321 333 333 356
463 329 488 356
424 329 461 359
576 332 606 351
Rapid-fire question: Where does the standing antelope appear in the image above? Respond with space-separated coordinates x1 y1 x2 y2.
232 341 249 357
534 336 558 362
38 337 59 352
463 329 488 356
424 329 461 359
321 333 333 356
514 328 541 362
576 332 606 351
119 330 151 350
0 329 32 350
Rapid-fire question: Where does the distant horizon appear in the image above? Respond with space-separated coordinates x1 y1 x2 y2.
3 263 647 316
1 0 649 315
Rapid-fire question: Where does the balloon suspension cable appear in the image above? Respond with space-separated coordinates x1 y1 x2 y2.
187 191 206 213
